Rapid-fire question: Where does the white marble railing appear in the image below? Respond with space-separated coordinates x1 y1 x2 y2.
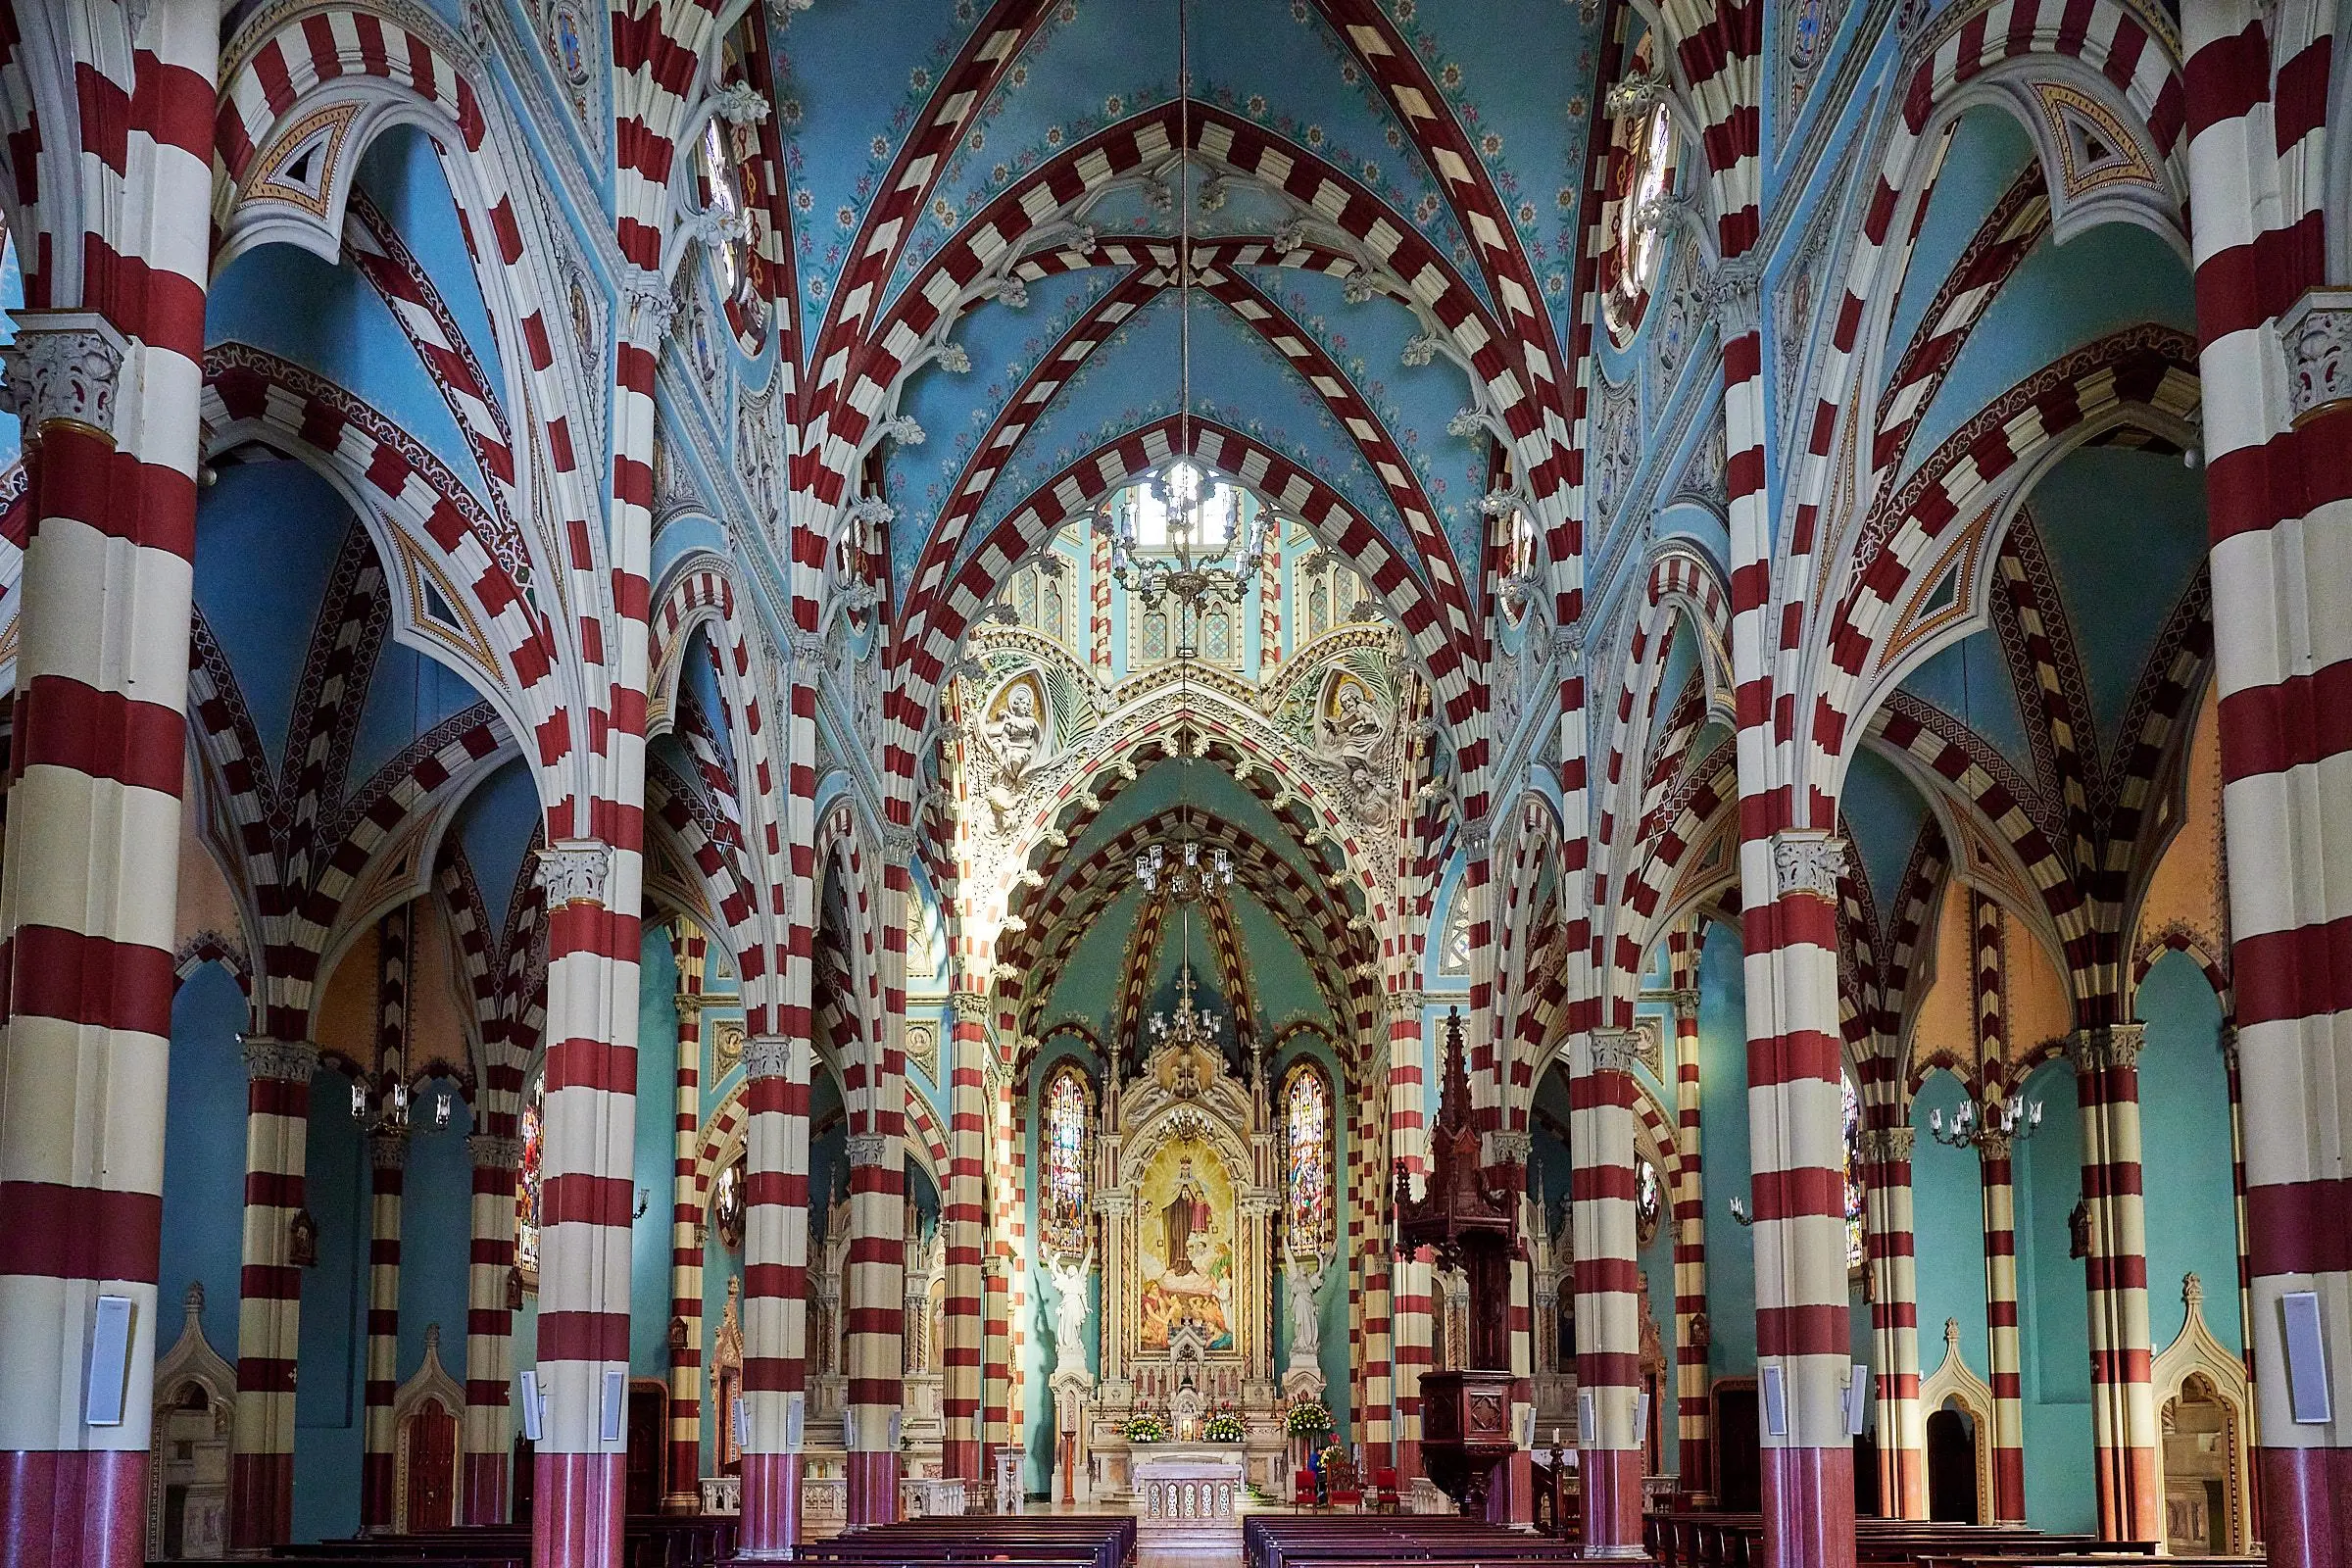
902 1476 967 1517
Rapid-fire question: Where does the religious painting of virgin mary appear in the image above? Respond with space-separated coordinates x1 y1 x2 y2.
1137 1143 1235 1352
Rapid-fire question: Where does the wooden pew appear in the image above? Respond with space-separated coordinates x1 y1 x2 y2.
795 1515 1135 1568
1246 1513 1619 1568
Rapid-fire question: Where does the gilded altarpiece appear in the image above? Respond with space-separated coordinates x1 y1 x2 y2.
1081 1019 1290 1497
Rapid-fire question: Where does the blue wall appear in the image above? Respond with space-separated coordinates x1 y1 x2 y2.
2016 1058 2092 1532
634 933 683 1380
293 1070 366 1543
160 964 255 1356
2136 955 2239 1355
1910 1071 1991 1383
1697 922 1758 1384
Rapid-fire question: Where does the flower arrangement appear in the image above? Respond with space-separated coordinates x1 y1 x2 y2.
1202 1406 1246 1444
1284 1396 1333 1438
1123 1412 1169 1445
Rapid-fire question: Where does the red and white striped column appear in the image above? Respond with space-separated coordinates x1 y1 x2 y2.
984 1069 1018 1474
1738 830 1857 1568
1969 893 2024 1524
943 992 990 1480
737 1033 813 1560
463 1132 520 1524
360 1130 409 1531
1386 991 1432 1481
2180 8 2352 1563
1572 1028 1646 1553
1977 1131 2026 1523
664 932 708 1514
1859 1124 1922 1518
1668 982 1713 1499
0 13 216 1558
228 1039 318 1548
2071 1022 2157 1542
843 1126 906 1526
531 839 642 1568
1357 1078 1395 1473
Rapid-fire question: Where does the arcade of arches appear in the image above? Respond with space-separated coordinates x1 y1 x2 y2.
0 3 2344 1568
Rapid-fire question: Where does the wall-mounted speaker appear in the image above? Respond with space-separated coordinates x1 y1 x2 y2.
599 1368 625 1445
518 1371 543 1442
1843 1365 1872 1437
85 1296 135 1427
1760 1366 1788 1439
2283 1291 2333 1425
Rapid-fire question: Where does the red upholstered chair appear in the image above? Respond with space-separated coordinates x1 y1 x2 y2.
1294 1467 1319 1510
1324 1455 1364 1511
1372 1466 1401 1513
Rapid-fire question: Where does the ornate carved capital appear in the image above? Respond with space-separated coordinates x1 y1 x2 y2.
1706 257 1765 334
1094 1191 1136 1219
674 992 707 1019
1769 830 1849 903
1975 1131 2013 1163
1668 988 1701 1022
620 277 679 349
369 1129 411 1171
1857 1126 1915 1165
2278 287 2352 424
535 840 613 908
949 992 992 1025
788 628 827 663
0 312 128 440
1603 68 1668 120
1586 1027 1644 1077
1551 623 1586 675
744 1034 796 1081
2068 1021 2145 1074
242 1036 321 1084
882 824 922 867
1386 989 1427 1024
1460 815 1492 857
468 1134 524 1171
844 1131 895 1169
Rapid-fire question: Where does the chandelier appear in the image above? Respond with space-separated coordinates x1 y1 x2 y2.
1927 1091 2044 1150
1151 911 1225 1054
1135 801 1232 897
1091 0 1272 617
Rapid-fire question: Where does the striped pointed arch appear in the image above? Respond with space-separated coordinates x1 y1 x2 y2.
813 799 891 1136
890 416 1474 831
650 556 791 1033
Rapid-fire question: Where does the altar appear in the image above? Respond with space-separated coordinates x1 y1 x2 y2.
1132 1447 1246 1543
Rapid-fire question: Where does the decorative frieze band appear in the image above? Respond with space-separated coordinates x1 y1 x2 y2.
243 1037 321 1084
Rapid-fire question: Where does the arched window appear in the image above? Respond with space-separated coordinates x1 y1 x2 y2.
1601 43 1678 345
1635 1153 1664 1248
1842 1072 1866 1270
1284 1061 1335 1257
514 1070 546 1291
1042 1064 1092 1259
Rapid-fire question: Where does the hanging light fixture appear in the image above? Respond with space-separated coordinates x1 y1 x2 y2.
1150 906 1225 1054
1092 0 1273 620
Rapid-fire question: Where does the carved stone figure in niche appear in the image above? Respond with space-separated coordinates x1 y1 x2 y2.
713 1158 746 1253
980 675 1052 828
1316 672 1394 821
1285 1252 1325 1376
710 1278 745 1471
1045 1248 1095 1380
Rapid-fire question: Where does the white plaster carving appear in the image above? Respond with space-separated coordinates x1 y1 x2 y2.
536 840 613 907
243 1037 321 1083
1587 1027 1644 1077
0 313 128 438
744 1034 795 1081
1770 830 1849 901
2278 288 2352 423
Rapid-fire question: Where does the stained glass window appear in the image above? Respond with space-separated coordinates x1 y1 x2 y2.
1042 1065 1092 1258
1284 1063 1335 1257
1602 45 1678 345
1141 606 1168 664
1635 1154 1663 1247
1308 580 1330 641
1842 1072 1866 1270
514 1070 546 1289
